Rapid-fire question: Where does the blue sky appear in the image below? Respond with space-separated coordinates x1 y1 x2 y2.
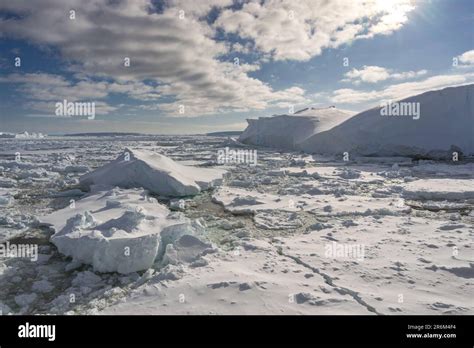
0 0 473 134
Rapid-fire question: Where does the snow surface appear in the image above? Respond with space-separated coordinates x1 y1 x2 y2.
80 148 225 197
239 107 353 150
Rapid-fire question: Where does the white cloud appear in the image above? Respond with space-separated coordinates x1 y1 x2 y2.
0 72 162 114
344 66 391 84
0 0 312 117
0 73 69 86
230 42 253 54
164 0 233 18
457 49 474 65
214 0 415 61
343 66 427 84
391 69 427 80
331 73 474 104
24 100 117 116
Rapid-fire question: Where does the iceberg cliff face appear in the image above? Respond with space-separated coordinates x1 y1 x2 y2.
238 107 353 150
79 148 226 197
300 84 474 158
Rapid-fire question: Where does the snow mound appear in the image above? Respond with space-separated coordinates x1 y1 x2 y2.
301 84 474 158
80 148 226 197
238 107 353 150
40 188 203 273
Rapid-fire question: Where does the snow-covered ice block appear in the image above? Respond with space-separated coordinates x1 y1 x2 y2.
79 148 226 197
402 179 474 200
40 188 202 274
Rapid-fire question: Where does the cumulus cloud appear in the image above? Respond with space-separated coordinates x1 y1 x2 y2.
344 66 391 84
342 66 427 84
457 49 474 66
331 73 474 104
214 0 415 61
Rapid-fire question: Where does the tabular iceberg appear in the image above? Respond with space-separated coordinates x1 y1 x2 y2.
239 107 353 150
300 85 474 158
239 85 474 159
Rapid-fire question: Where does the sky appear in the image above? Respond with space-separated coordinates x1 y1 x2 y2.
0 0 473 134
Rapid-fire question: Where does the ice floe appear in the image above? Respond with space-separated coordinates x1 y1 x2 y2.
402 179 474 200
40 187 209 273
79 148 225 197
